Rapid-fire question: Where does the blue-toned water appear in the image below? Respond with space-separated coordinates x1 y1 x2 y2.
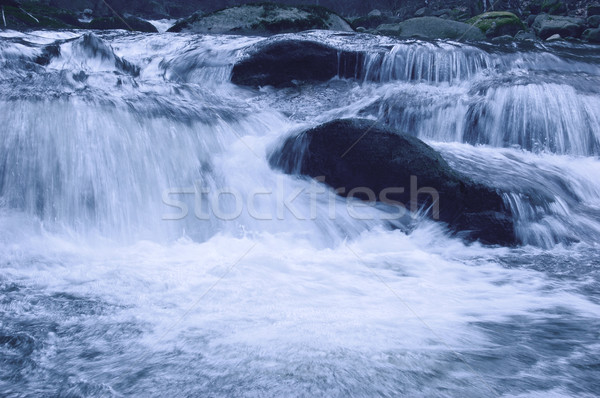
0 29 599 397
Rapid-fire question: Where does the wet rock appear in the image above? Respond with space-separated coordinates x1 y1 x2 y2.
34 43 60 66
492 34 514 42
468 11 525 38
376 16 485 41
167 4 352 35
527 0 569 15
588 4 600 17
73 33 140 76
414 7 428 17
432 9 453 17
231 40 364 88
375 23 402 35
269 119 517 246
527 1 543 14
72 70 88 82
587 15 600 28
368 9 382 17
0 3 80 29
541 0 567 15
532 14 586 39
515 29 537 40
582 27 600 42
0 332 36 357
0 0 22 7
350 13 387 30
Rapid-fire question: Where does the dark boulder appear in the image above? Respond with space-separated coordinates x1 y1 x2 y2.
34 43 61 66
0 0 21 7
269 119 517 246
526 1 542 14
349 12 387 30
532 14 586 39
73 33 140 76
0 3 79 29
582 28 600 43
588 15 600 28
588 4 600 17
46 0 178 19
515 29 537 41
541 0 567 15
527 0 567 15
231 40 364 88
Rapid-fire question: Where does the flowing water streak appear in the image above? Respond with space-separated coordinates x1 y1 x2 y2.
0 30 599 397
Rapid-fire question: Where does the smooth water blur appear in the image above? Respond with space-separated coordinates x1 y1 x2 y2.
0 29 599 397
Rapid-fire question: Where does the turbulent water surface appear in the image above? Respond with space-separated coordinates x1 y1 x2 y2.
0 29 599 397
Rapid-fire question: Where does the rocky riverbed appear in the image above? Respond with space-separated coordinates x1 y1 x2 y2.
1 1 600 43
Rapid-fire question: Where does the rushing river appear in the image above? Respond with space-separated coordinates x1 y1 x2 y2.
0 29 599 397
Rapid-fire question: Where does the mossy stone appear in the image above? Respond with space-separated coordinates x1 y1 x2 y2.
467 11 525 38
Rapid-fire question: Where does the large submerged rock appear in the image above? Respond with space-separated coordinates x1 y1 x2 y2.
269 119 516 246
71 33 140 76
590 4 600 17
167 4 353 34
376 17 485 41
231 40 364 88
588 15 600 28
582 27 600 43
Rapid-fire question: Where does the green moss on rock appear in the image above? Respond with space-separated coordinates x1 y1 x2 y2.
376 17 485 41
467 11 524 38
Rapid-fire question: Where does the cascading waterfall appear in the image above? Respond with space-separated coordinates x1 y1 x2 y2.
354 42 600 155
361 42 495 84
0 29 599 397
465 83 600 154
338 38 600 247
375 81 600 155
0 99 271 242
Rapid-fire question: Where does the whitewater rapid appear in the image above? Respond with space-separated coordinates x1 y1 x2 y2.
0 29 599 396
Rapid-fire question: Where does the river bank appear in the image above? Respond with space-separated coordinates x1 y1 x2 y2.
2 1 600 43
